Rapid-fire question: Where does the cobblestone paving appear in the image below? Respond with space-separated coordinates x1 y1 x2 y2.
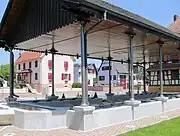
0 109 180 136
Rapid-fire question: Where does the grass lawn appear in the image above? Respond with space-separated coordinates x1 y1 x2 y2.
120 117 180 136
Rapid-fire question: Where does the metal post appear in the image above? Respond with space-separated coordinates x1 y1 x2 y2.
49 31 58 100
51 31 55 97
9 49 14 98
80 22 89 106
143 53 146 93
108 55 112 94
128 55 131 95
159 45 163 97
107 29 112 94
129 34 135 100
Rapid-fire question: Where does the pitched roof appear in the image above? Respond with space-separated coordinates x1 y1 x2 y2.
1 0 180 45
168 15 180 33
16 52 42 64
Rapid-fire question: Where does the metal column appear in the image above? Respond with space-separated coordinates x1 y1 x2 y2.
108 55 112 94
128 54 131 95
51 31 55 97
159 45 163 97
129 34 135 100
107 29 112 94
143 53 146 93
49 31 58 100
80 22 89 106
9 49 14 98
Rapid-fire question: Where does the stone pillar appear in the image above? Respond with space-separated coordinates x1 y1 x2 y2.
72 106 95 131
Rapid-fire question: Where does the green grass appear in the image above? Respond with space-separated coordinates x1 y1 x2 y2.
120 117 180 136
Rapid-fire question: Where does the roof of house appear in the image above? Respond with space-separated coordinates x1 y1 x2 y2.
16 52 42 64
147 63 180 72
168 15 180 33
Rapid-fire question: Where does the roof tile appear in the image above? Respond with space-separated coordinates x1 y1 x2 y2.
16 52 42 64
168 16 180 33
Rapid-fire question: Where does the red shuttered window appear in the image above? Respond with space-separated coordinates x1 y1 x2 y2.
69 74 71 80
48 73 52 80
62 74 64 80
64 61 68 70
48 60 52 68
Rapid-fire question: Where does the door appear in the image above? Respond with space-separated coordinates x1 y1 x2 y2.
120 75 127 89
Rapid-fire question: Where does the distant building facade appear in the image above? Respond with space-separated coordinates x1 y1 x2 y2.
15 52 74 92
74 64 96 86
98 61 143 89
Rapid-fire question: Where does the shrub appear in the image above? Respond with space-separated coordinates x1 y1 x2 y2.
72 83 82 88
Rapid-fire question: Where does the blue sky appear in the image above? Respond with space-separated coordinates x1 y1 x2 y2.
0 0 180 65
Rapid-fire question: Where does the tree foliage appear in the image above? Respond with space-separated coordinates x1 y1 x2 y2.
0 64 16 86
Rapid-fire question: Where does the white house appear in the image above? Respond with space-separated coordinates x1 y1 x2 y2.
74 64 96 86
15 52 74 92
98 61 143 89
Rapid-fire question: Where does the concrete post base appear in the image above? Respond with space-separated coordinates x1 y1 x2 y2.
106 93 114 101
5 97 17 102
47 95 58 101
124 100 141 107
72 106 95 131
154 96 168 102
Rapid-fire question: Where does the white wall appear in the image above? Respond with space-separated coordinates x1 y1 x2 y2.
40 54 74 87
16 59 41 84
93 106 132 128
98 61 118 85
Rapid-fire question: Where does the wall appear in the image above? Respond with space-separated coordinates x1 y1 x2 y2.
12 98 180 131
98 61 118 85
148 86 180 92
93 106 132 128
16 59 41 85
40 54 74 89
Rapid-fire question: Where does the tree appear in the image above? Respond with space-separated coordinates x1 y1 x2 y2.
0 64 16 86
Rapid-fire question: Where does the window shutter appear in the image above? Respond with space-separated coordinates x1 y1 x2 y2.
48 60 52 68
48 73 52 80
64 61 68 70
69 74 71 80
62 74 64 80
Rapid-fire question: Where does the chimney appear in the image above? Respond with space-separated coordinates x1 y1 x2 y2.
174 15 179 22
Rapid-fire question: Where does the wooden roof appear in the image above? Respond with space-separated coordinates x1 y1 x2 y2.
1 0 180 46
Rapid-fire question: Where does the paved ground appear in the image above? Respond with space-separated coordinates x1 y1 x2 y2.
0 109 179 136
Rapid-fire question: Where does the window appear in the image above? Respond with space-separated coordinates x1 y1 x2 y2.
48 73 52 80
35 61 38 67
113 75 116 80
35 73 38 80
133 66 138 74
64 61 68 70
171 70 179 80
120 75 125 79
18 64 21 70
99 76 105 81
172 60 179 63
29 62 31 69
23 63 26 70
61 73 69 80
157 71 168 80
48 60 52 69
102 66 111 71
